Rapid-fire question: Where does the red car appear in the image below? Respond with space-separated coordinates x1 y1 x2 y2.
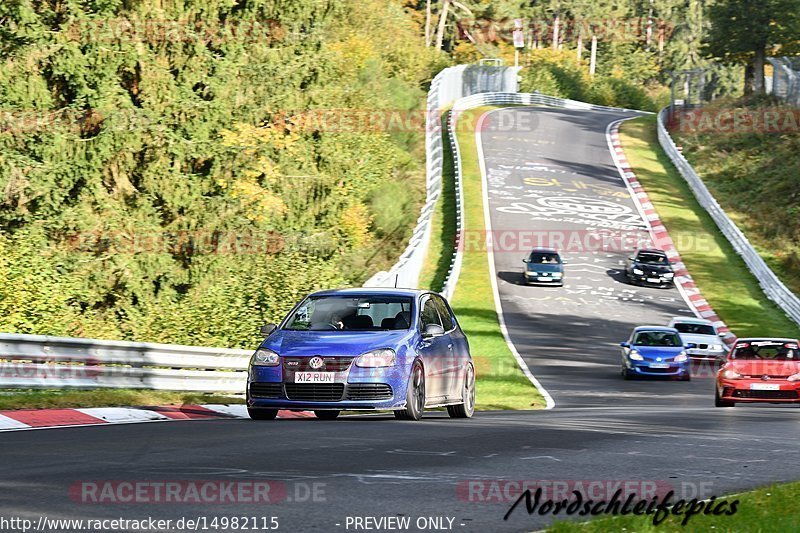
715 338 800 407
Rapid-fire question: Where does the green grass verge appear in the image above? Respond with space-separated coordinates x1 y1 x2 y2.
549 481 800 532
619 116 800 338
446 106 546 410
0 390 243 410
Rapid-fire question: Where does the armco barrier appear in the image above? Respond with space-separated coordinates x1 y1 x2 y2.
0 333 250 392
658 106 800 326
364 65 521 291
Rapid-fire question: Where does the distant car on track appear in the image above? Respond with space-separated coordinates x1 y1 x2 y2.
522 247 565 286
619 326 691 381
715 338 800 407
668 316 729 361
247 288 475 421
625 248 674 288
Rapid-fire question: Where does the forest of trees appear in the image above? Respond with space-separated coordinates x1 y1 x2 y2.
1 0 797 347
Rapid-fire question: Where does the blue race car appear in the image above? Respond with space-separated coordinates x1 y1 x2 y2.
619 326 691 381
247 288 475 421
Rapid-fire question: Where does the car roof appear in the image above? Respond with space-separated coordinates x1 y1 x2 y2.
529 247 559 254
734 337 799 343
669 316 712 325
309 287 428 298
633 326 679 333
636 248 666 255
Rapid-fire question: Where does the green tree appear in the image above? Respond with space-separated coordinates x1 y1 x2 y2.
705 0 800 94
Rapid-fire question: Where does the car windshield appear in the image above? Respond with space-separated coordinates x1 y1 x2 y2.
529 252 561 264
637 253 667 265
731 341 798 360
284 295 413 331
633 331 683 347
674 323 716 336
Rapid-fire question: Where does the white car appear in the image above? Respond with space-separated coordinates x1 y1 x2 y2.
667 317 728 361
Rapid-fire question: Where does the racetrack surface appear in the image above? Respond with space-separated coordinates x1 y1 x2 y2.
4 107 800 533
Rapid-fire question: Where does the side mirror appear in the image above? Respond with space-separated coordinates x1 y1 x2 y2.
522 258 529 263
619 342 630 348
628 256 635 261
422 324 445 338
260 323 277 337
561 259 568 264
685 343 697 349
718 332 727 338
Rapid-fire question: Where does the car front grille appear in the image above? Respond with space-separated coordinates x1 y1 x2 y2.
346 383 393 400
249 382 282 398
732 390 798 400
283 357 354 372
641 367 674 373
698 344 709 350
284 383 345 402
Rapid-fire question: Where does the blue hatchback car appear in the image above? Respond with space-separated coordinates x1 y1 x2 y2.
247 288 475 421
619 326 691 381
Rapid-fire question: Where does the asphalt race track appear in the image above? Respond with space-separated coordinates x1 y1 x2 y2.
4 107 800 533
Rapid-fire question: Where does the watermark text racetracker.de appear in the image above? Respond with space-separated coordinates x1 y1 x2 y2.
458 479 738 527
0 515 280 532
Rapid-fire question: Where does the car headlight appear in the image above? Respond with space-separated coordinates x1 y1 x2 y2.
552 272 563 278
632 268 644 275
711 344 724 351
629 350 644 361
787 373 800 382
674 351 688 363
355 348 396 368
722 369 743 380
663 272 674 278
252 348 280 366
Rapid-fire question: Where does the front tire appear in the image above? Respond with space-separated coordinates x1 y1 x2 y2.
248 408 279 420
394 362 425 421
448 364 476 418
715 389 735 407
314 410 340 420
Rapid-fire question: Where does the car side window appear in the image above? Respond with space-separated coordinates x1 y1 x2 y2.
432 296 455 331
420 298 442 329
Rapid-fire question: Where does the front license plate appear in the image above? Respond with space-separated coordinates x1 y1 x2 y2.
750 383 780 391
537 277 551 281
649 363 669 369
646 278 661 283
294 372 335 383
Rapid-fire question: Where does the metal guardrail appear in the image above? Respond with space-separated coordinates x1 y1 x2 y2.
440 92 639 299
364 65 521 291
0 333 251 392
657 107 800 326
768 57 800 106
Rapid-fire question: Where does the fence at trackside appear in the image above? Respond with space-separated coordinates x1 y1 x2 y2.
768 57 800 106
0 333 250 392
657 107 800 327
364 65 520 293
440 91 639 299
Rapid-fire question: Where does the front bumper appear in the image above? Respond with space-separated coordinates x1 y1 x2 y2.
718 379 800 403
626 360 690 377
247 363 409 410
629 274 674 287
687 347 727 360
524 272 563 284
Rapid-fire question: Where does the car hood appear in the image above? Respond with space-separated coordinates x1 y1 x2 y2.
725 359 800 378
633 346 686 359
262 329 413 357
634 262 673 273
680 333 721 346
527 263 563 272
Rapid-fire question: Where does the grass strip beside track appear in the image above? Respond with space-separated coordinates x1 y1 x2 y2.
548 481 800 531
446 106 546 410
619 116 800 338
0 390 243 410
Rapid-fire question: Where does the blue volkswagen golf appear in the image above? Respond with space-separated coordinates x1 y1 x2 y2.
619 326 691 381
247 288 475 421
